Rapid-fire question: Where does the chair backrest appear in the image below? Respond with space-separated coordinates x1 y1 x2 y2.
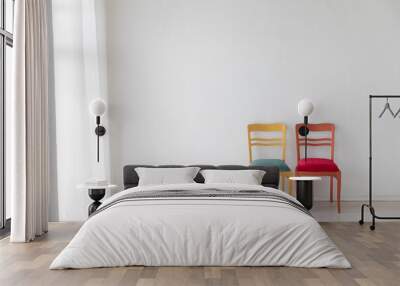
295 123 335 162
247 123 287 163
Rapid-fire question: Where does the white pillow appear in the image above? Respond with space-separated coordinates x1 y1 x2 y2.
200 169 266 185
135 167 201 186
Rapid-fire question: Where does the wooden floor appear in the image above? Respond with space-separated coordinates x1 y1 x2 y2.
0 222 400 286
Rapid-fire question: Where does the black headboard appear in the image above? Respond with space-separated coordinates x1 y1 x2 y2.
123 165 280 189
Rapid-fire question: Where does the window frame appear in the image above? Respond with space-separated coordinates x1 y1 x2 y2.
0 0 13 232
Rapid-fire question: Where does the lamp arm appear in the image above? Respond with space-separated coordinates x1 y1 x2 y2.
97 132 100 162
97 116 100 162
94 116 106 163
304 116 308 160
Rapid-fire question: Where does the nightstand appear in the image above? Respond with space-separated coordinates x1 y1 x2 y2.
289 177 321 210
77 184 118 216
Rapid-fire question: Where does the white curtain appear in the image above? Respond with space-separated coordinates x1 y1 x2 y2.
10 0 49 242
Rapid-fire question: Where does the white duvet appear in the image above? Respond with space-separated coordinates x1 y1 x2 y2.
50 183 350 269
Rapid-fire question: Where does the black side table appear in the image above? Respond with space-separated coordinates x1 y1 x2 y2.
289 177 321 210
88 189 106 215
78 184 118 216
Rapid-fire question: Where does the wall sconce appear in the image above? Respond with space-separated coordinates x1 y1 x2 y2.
297 99 314 160
89 98 107 162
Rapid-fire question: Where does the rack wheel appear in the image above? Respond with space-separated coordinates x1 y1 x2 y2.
358 220 364 225
370 225 375 231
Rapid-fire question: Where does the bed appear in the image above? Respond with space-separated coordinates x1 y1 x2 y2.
50 165 350 269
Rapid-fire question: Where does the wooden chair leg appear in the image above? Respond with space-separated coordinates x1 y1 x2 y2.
330 176 334 202
336 173 341 213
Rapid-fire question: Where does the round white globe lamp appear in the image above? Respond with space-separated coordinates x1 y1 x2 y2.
298 99 314 117
89 98 107 116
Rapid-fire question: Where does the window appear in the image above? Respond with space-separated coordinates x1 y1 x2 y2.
0 0 14 234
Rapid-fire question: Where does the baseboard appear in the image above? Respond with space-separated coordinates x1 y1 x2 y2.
315 197 400 201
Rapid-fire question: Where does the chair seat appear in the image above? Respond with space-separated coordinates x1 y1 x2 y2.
296 158 339 172
251 159 291 172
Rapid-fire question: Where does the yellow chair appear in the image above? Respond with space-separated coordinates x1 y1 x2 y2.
247 123 293 195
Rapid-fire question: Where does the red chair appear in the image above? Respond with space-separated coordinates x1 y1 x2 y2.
295 123 342 213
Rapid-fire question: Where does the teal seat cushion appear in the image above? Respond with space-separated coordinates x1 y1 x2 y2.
251 159 291 172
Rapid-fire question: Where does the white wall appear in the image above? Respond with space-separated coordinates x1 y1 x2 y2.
105 0 400 201
49 0 400 221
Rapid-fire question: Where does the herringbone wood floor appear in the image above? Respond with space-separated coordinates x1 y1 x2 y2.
0 222 399 286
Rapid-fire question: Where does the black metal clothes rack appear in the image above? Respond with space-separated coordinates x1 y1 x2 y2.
359 95 400 230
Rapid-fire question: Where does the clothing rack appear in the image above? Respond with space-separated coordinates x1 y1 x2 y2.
359 95 400 230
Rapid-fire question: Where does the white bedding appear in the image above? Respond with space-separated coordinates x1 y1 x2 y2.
50 183 350 269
